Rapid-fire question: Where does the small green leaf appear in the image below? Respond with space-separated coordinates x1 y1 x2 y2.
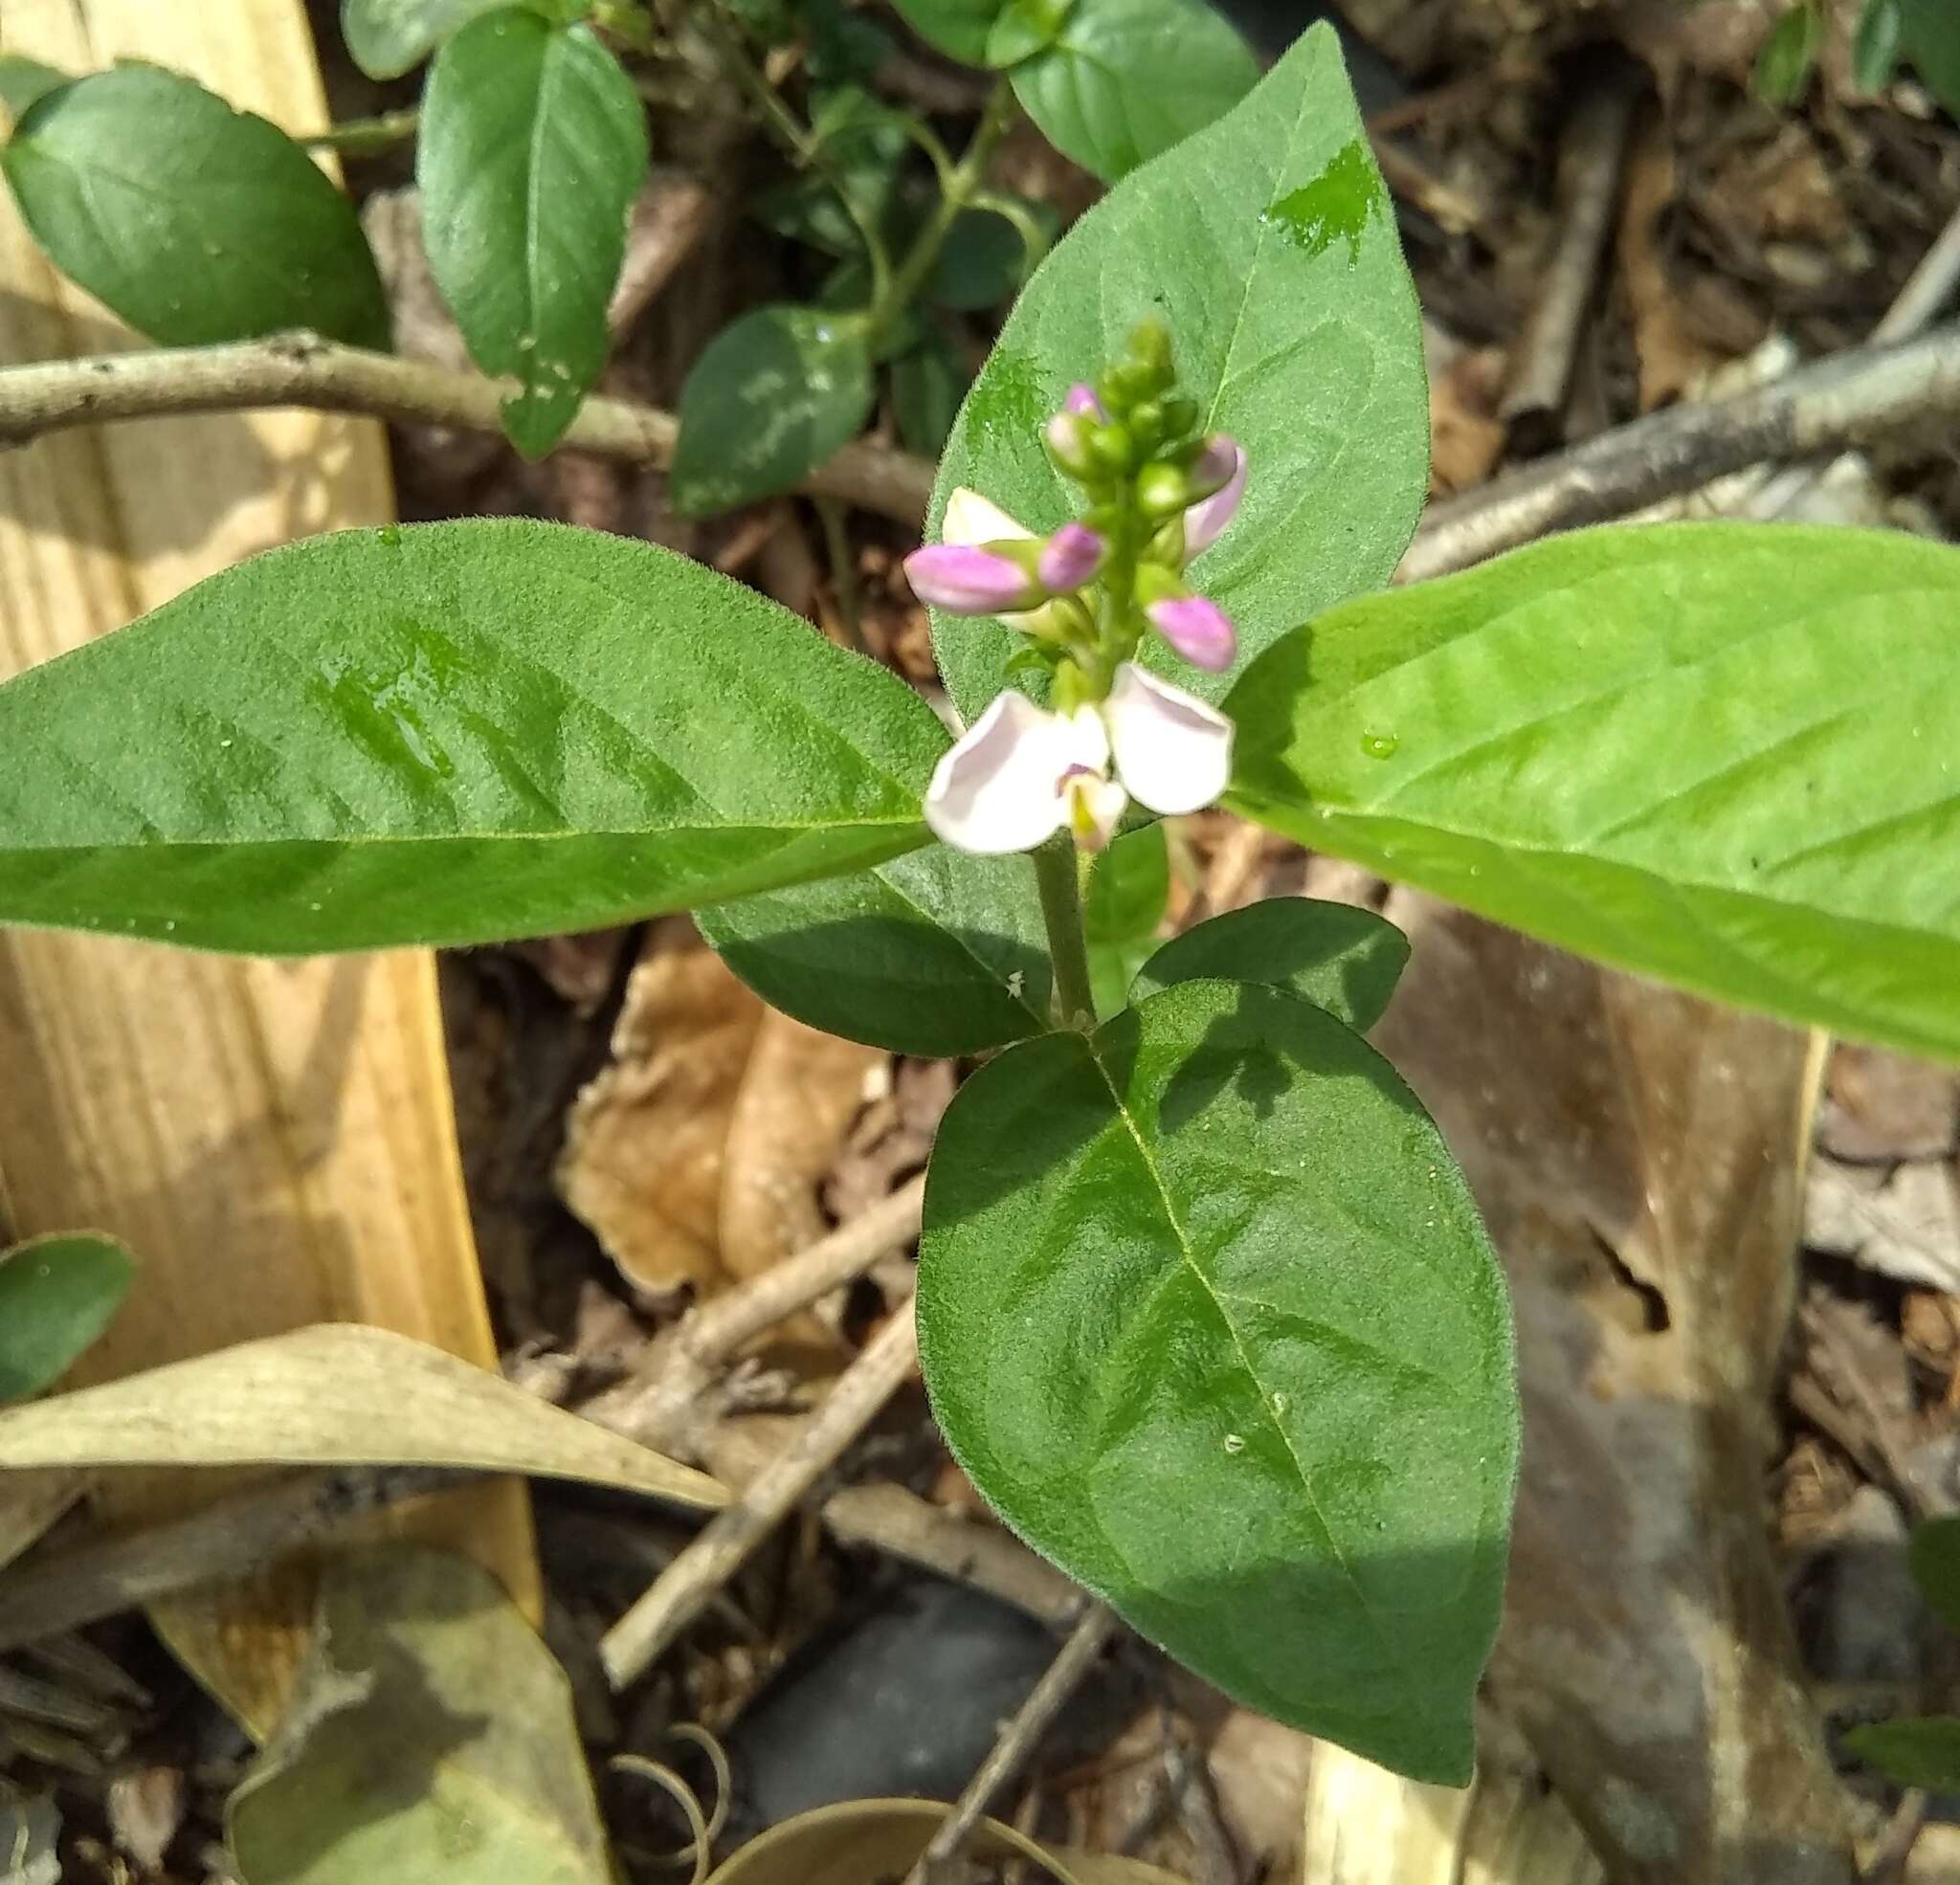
1843 1717 1960 1792
1909 1515 1960 1635
1854 0 1905 91
892 323 970 457
1227 522 1960 1065
985 0 1074 66
919 978 1518 1784
340 0 533 78
419 10 648 457
0 54 67 121
0 66 389 349
0 520 947 953
699 845 1050 1055
1008 0 1257 183
1904 0 1960 117
1755 0 1822 103
932 26 1425 724
930 205 1044 310
889 0 1002 63
0 1233 134 1405
1084 824 1169 1018
672 306 875 516
1134 898 1409 1031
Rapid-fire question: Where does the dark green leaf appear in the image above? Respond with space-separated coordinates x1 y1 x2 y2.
1904 0 1960 117
1843 1717 1960 1791
1909 1515 1960 1635
340 0 534 78
930 205 1042 310
889 0 1002 64
1 66 389 349
672 305 875 515
0 520 947 954
803 0 897 84
1227 522 1960 1065
919 978 1517 1783
932 26 1425 723
1008 0 1257 182
0 1233 134 1405
1854 0 1905 91
0 55 67 121
1084 824 1169 1018
1134 898 1409 1031
700 844 1050 1054
892 323 969 456
419 10 648 457
985 0 1075 66
1755 0 1821 103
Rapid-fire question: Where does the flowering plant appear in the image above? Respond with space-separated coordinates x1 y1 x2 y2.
2 24 1958 1786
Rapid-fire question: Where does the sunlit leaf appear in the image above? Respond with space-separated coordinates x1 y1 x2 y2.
1084 825 1168 1019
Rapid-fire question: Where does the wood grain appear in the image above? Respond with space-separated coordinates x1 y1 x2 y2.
0 0 538 1738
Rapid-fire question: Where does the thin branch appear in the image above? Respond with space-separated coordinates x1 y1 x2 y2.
0 332 936 525
1399 321 1960 583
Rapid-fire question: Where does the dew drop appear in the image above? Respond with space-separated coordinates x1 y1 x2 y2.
1360 730 1398 760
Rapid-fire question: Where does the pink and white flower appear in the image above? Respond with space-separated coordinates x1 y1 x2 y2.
1182 436 1247 557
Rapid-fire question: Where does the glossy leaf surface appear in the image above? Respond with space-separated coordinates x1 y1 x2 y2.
919 978 1518 1782
0 1233 134 1405
341 0 527 77
887 0 1001 63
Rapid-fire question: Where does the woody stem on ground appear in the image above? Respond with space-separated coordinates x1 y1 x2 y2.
1033 836 1097 1031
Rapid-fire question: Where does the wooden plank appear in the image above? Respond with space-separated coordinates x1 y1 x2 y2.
0 0 539 1738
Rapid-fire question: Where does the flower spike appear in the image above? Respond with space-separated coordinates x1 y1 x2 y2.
1146 595 1237 672
1182 438 1246 557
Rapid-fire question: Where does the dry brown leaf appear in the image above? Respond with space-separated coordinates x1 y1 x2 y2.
0 1325 725 1510
559 922 881 1298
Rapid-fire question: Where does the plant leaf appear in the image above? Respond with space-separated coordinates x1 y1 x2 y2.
1842 1717 1960 1792
1134 898 1409 1031
918 977 1518 1784
1008 0 1256 182
0 1233 134 1405
341 0 542 78
419 10 648 456
0 65 389 349
1904 0 1960 117
1909 1514 1960 1634
1227 522 1960 1065
699 844 1051 1054
1084 824 1169 1019
1853 0 1905 91
0 519 947 953
672 305 876 515
929 205 1041 310
887 0 1002 64
891 321 969 456
931 24 1426 724
1755 0 1822 103
228 1544 612 1885
0 54 67 121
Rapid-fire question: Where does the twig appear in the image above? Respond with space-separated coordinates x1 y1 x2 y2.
301 108 419 155
599 1299 920 1690
1398 322 1960 582
0 332 935 525
902 1603 1119 1885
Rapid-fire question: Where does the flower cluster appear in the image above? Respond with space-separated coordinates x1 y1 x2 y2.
904 319 1244 855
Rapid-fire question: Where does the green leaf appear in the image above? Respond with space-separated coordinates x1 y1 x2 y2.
1755 0 1822 103
929 205 1042 311
889 0 1002 63
1227 522 1960 1065
228 1544 612 1885
0 55 67 121
918 977 1518 1784
1854 0 1905 91
985 0 1075 66
931 25 1426 723
0 1233 134 1405
0 520 947 954
340 0 533 78
700 844 1050 1054
1904 0 1960 116
1843 1717 1960 1792
1134 898 1409 1031
1909 1515 1960 1635
892 322 969 457
419 10 648 457
1084 824 1169 1018
672 306 876 515
1008 0 1257 183
0 66 389 349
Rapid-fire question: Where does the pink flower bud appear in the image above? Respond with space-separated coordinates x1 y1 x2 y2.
1064 382 1106 419
1147 595 1237 672
904 543 1044 614
1037 522 1105 592
1182 438 1247 557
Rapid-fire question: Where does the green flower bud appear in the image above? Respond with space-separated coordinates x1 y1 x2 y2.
1136 461 1190 518
1089 423 1135 474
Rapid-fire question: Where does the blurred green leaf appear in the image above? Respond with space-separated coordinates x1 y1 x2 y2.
888 0 1002 64
1084 824 1169 1018
1853 0 1905 91
1904 0 1960 116
0 54 67 121
1 65 389 348
1755 0 1821 103
891 322 969 455
1843 1716 1960 1791
0 1233 134 1405
1909 1514 1960 1635
985 0 1075 65
930 204 1046 309
340 0 538 78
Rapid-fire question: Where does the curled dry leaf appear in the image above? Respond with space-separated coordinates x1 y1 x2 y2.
559 921 882 1298
0 1323 724 1510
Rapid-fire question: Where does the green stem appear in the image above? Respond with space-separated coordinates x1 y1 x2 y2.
813 496 865 653
302 108 419 155
1033 838 1097 1031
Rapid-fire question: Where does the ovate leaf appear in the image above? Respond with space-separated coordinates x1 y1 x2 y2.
1842 1717 1960 1792
1008 0 1256 182
699 844 1050 1055
1134 898 1409 1031
0 1233 134 1405
0 55 67 121
891 322 969 457
1084 824 1169 1019
918 978 1518 1783
1904 0 1960 117
1854 0 1905 91
932 25 1425 723
889 0 1002 63
0 520 947 953
1227 522 1960 1065
673 306 875 515
341 0 528 78
1909 1514 1960 1634
419 10 648 456
1755 0 1822 103
0 66 389 348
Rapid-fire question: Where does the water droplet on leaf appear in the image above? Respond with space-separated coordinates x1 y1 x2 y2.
1360 730 1398 759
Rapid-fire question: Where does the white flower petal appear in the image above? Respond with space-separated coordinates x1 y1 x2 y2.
942 487 1034 547
1057 702 1111 776
924 691 1073 854
1067 775 1128 852
1103 662 1234 816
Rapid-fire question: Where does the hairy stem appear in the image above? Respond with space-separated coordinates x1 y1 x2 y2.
1033 838 1096 1031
